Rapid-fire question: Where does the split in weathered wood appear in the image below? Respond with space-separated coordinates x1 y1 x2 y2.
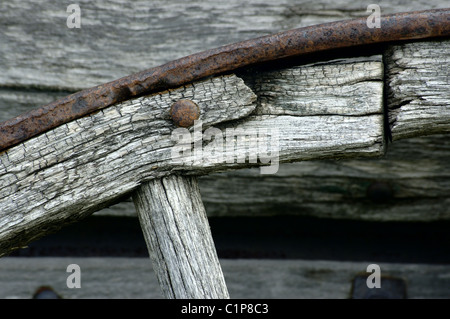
385 40 450 140
0 2 448 302
98 133 450 222
0 54 389 256
198 134 450 221
0 74 256 257
133 175 229 299
2 38 450 255
98 41 450 222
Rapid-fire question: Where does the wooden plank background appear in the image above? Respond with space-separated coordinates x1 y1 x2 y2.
1 0 445 92
0 0 449 299
1 257 449 299
0 0 449 224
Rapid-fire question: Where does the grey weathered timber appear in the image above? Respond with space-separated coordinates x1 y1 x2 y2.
99 133 450 221
1 257 449 299
0 56 388 256
0 0 448 301
199 134 450 221
133 175 229 299
385 40 450 140
0 1 448 227
0 0 447 94
95 41 450 221
0 74 256 256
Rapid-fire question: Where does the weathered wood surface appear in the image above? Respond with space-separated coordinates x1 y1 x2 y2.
104 135 450 222
1 257 449 299
220 138 450 220
0 55 388 256
0 74 256 256
386 40 450 140
133 175 229 299
1 39 450 255
205 36 450 225
1 0 447 93
0 0 449 256
100 40 450 222
198 135 450 221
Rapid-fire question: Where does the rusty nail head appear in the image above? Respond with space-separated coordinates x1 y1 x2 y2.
170 99 200 128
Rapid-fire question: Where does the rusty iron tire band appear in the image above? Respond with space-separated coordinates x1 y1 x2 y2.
0 8 449 151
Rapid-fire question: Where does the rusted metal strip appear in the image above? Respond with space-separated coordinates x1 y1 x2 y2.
0 8 449 151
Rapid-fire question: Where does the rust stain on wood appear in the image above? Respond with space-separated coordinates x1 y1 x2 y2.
0 9 449 151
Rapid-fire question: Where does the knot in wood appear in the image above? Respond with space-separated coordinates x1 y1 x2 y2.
170 99 200 128
367 181 394 203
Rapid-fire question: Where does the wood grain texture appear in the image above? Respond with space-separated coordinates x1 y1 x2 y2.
0 56 386 256
1 0 446 93
251 56 384 116
1 44 449 256
97 133 450 221
1 257 449 299
0 0 449 256
198 135 450 221
92 46 449 222
385 40 450 140
133 175 229 299
0 74 256 257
